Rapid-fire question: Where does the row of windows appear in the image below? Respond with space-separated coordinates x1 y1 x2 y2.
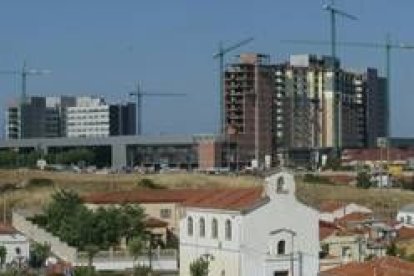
67 115 108 120
400 215 413 224
68 129 109 133
187 217 232 241
67 122 109 126
67 108 108 113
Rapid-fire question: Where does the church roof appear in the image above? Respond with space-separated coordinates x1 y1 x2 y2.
82 186 264 211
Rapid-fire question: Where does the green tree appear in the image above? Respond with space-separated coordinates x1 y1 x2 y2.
0 246 6 269
133 265 160 276
190 254 214 276
73 266 96 276
128 236 146 264
386 242 398 256
29 242 50 269
356 172 372 189
119 205 146 241
84 245 99 272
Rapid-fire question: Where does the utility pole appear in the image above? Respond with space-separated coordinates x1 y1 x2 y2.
129 83 186 135
213 37 254 134
323 1 357 157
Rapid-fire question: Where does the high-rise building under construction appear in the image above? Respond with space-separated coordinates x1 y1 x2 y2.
224 53 274 169
223 53 387 167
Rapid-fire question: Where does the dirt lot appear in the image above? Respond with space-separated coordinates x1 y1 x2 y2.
1 169 414 221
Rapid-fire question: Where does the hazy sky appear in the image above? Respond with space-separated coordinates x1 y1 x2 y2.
0 0 413 137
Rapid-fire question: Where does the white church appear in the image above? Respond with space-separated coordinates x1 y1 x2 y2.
179 171 319 276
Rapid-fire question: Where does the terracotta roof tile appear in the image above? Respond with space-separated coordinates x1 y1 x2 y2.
397 226 414 241
335 212 373 225
82 187 264 211
0 224 17 235
319 200 346 213
320 220 340 241
321 256 414 276
342 148 414 162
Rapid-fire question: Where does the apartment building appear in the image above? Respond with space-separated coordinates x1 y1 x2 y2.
224 53 274 168
272 55 387 165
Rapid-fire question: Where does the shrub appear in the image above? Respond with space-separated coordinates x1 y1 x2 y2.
356 172 372 189
190 254 214 276
26 178 54 188
73 266 96 276
137 178 164 189
303 174 332 185
133 265 160 276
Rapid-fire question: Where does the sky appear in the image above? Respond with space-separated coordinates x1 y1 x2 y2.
0 0 413 137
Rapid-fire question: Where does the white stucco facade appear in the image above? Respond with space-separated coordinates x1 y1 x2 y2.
397 204 414 227
179 172 319 276
0 233 30 264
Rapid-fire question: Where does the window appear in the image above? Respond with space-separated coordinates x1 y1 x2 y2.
187 217 193 236
212 218 218 239
160 208 172 219
277 177 285 193
277 240 285 255
225 219 232 241
341 246 350 258
274 272 288 276
199 218 205 237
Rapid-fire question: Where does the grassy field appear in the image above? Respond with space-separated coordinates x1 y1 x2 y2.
1 169 414 220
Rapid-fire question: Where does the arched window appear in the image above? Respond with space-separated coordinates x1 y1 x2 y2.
277 177 285 193
225 219 232 241
187 216 194 236
277 240 286 255
212 218 218 239
199 218 206 237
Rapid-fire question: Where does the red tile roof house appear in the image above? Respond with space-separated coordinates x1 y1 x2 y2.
319 200 373 223
342 148 414 168
82 186 264 247
319 210 397 272
320 256 414 276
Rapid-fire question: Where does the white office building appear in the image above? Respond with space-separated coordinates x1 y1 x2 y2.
6 96 136 139
179 171 320 276
66 97 111 137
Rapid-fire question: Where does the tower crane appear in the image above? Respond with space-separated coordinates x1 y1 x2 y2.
0 61 50 102
213 37 254 134
323 0 357 156
128 83 186 135
281 35 414 139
